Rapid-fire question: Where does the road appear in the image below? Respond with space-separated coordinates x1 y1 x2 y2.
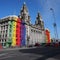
0 47 60 60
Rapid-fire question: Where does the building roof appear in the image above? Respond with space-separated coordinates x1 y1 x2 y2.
0 15 18 22
1 15 18 19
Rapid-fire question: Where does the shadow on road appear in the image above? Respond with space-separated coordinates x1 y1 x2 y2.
19 47 60 60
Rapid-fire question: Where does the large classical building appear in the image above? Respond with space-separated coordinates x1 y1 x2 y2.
0 3 46 48
20 3 46 46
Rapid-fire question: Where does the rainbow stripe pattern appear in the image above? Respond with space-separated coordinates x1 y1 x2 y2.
6 16 26 47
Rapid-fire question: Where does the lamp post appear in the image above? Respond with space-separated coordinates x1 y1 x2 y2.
50 8 58 42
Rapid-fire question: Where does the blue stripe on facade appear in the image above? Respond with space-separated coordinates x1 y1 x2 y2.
21 21 26 46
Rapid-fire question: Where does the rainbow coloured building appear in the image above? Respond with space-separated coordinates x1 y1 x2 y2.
0 15 26 48
0 3 46 48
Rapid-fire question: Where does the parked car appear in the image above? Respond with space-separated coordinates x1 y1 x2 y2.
34 43 40 47
55 43 59 47
28 44 33 47
59 42 60 46
44 43 51 47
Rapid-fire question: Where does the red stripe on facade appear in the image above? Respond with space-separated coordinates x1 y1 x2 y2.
16 18 22 47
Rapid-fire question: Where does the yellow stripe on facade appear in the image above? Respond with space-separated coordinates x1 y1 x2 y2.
11 18 17 47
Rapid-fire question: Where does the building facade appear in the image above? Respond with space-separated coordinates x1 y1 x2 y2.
45 29 51 43
0 16 22 48
20 3 46 46
0 3 46 48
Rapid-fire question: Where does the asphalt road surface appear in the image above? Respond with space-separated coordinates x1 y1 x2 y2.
0 47 60 60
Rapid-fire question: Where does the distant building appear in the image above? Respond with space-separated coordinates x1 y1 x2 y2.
45 29 51 43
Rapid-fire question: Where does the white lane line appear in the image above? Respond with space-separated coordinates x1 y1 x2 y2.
0 53 19 59
46 58 58 60
0 55 13 60
0 53 14 59
0 53 15 59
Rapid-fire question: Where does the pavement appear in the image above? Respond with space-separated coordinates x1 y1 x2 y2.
0 46 60 60
0 46 37 52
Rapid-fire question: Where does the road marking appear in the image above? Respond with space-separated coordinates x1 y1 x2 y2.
0 53 16 59
21 53 43 58
0 53 8 56
0 55 13 60
46 58 58 60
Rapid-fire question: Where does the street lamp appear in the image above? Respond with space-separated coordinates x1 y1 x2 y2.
50 8 58 42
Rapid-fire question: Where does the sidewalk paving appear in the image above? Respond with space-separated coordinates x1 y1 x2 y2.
0 46 37 52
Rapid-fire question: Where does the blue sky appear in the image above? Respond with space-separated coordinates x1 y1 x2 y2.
0 0 60 39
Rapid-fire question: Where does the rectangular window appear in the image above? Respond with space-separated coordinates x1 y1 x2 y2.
6 30 7 33
16 35 17 37
31 29 33 32
4 26 5 29
16 39 17 41
16 25 18 28
6 25 8 29
9 29 11 32
34 30 35 32
3 30 5 33
10 25 12 28
1 26 3 30
9 34 11 37
5 34 7 37
4 43 6 46
3 34 4 37
5 39 6 42
2 39 4 42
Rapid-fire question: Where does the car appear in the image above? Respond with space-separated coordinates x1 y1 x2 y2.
34 43 40 47
55 43 59 47
44 43 51 47
28 44 33 47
